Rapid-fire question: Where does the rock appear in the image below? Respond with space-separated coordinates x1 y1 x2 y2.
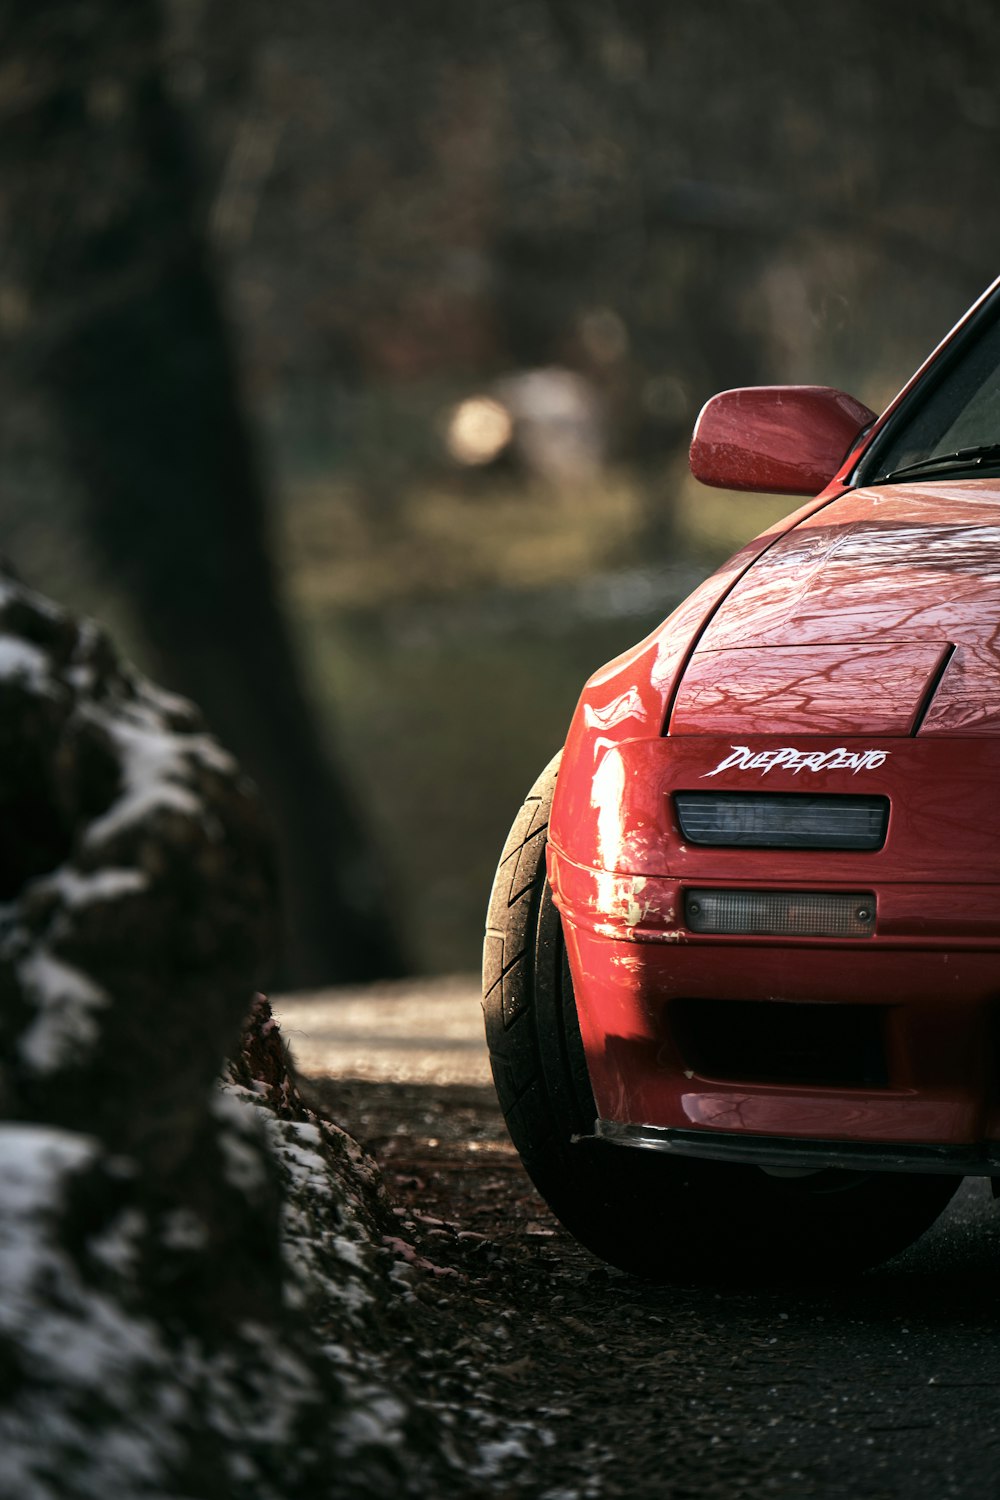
0 572 455 1499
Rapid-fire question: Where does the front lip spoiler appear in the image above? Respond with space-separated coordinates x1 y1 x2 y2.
590 1120 1000 1177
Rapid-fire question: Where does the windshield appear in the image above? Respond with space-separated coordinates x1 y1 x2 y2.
865 300 1000 482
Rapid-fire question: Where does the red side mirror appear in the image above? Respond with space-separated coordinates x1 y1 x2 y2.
689 386 877 496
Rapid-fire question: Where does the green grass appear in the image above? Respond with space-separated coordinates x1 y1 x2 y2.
281 464 794 607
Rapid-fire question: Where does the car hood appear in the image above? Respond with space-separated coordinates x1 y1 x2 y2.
669 479 1000 737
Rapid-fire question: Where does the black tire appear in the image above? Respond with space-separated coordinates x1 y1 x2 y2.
483 756 961 1281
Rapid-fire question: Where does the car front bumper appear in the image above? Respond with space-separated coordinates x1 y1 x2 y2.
548 733 1000 1167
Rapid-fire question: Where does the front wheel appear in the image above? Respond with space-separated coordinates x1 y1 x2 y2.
483 757 959 1281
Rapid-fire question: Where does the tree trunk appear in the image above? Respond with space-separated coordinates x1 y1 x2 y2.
0 0 406 984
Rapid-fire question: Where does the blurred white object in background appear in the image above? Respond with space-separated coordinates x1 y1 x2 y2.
445 368 605 482
497 367 605 481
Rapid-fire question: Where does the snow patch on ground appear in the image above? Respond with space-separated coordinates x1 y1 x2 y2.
80 683 236 854
84 707 204 847
258 1100 383 1320
0 1125 177 1495
0 634 51 689
17 949 109 1074
0 1113 382 1500
209 1087 270 1194
33 867 149 909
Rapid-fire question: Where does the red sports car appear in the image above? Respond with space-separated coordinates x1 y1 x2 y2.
484 276 1000 1279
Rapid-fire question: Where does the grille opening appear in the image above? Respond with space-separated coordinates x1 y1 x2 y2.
669 998 889 1089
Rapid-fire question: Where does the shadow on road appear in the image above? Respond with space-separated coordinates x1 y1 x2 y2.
300 1066 1000 1500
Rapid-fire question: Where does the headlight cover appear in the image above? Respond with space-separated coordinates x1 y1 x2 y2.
674 792 889 851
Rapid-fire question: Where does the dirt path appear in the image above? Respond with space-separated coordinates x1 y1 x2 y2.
277 987 1000 1500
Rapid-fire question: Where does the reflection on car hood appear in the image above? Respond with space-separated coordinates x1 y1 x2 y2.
669 479 1000 738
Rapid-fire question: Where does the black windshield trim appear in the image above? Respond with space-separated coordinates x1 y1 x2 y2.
854 280 1000 490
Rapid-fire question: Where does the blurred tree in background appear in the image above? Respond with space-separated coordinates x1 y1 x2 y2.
0 0 405 985
0 0 997 980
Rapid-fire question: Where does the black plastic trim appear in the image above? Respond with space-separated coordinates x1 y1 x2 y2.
590 1120 997 1177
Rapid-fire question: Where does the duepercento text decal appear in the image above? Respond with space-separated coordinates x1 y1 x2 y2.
702 746 890 778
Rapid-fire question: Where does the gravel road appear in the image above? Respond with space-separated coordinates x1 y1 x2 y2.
274 982 1000 1500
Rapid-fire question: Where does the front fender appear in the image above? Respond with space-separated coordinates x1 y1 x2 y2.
548 498 832 873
